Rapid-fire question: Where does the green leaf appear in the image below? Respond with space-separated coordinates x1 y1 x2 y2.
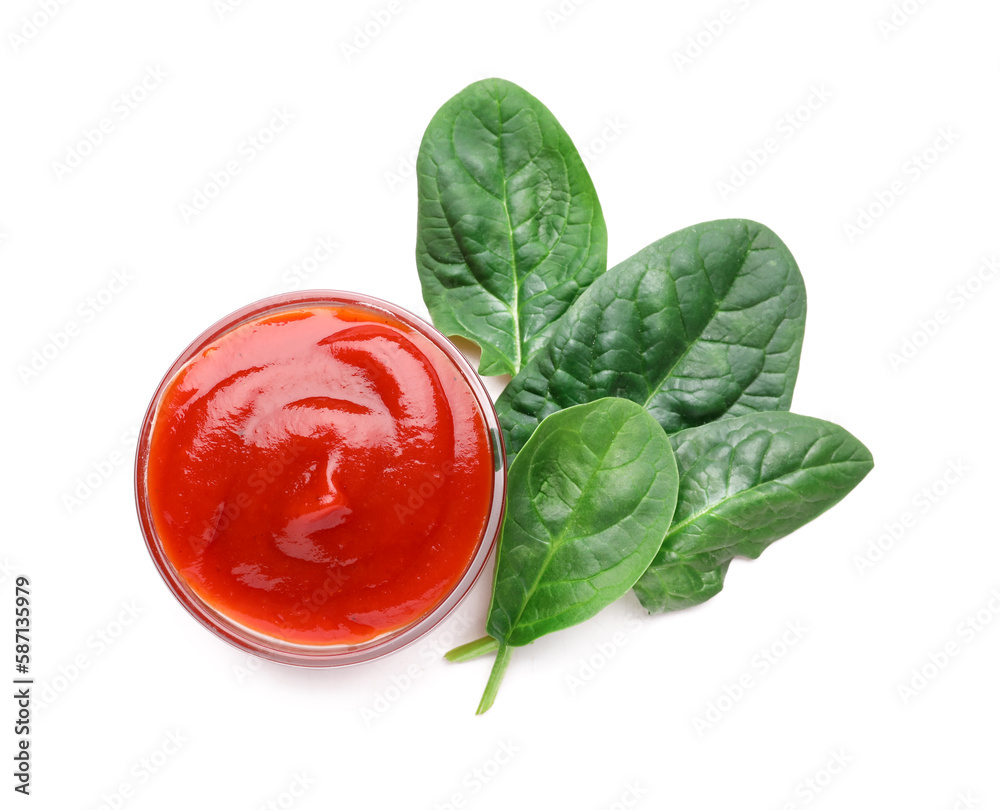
497 219 806 459
416 78 607 377
634 553 731 613
489 397 679 645
633 412 874 614
472 397 679 712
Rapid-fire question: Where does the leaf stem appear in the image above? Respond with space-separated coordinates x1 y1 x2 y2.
476 644 512 715
445 635 500 663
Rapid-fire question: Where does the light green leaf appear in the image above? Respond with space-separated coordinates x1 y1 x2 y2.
473 397 679 712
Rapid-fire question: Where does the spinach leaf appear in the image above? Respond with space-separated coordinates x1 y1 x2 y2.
497 219 806 460
416 78 607 377
471 397 679 713
635 552 731 613
634 412 874 613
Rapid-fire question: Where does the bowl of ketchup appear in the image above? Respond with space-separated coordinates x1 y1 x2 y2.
135 291 505 666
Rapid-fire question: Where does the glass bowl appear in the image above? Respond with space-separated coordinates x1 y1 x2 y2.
134 290 505 667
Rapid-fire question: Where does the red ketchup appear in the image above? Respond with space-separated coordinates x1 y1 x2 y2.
145 303 494 646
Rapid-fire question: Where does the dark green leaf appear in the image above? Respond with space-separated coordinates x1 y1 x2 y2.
633 412 873 613
635 552 731 613
498 219 806 459
416 78 607 376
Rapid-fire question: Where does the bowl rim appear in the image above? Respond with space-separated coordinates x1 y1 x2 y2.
134 289 506 668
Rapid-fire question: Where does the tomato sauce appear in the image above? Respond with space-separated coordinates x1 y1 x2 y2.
145 303 494 645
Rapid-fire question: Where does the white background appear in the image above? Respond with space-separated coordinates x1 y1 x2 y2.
3 1 999 807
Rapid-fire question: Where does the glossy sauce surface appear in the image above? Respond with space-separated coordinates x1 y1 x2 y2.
146 305 493 645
